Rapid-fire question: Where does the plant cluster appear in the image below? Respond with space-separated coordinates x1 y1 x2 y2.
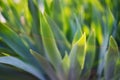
0 0 120 80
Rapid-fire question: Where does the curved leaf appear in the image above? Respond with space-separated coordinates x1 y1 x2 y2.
0 56 45 80
0 64 39 80
81 29 96 79
0 23 42 71
69 33 86 80
41 15 62 69
30 49 59 80
104 36 119 80
45 14 71 56
28 0 44 54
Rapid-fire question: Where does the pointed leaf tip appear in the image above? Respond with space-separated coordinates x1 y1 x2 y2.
76 32 86 46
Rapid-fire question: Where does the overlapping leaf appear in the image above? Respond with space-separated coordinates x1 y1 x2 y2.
104 36 119 80
40 14 62 69
68 33 86 80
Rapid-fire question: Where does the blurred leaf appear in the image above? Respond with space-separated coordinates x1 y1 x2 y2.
102 8 115 35
114 58 120 79
45 14 71 56
28 0 44 54
104 36 119 80
0 23 41 70
30 49 59 80
28 0 40 35
8 0 23 30
62 52 70 75
41 14 62 69
72 14 83 44
81 29 96 79
0 23 29 59
69 33 86 80
0 56 45 80
52 0 63 30
91 22 103 45
0 40 16 56
0 64 39 80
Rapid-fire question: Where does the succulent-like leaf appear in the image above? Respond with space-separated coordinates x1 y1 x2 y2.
30 49 59 80
8 0 23 30
0 23 41 70
81 29 96 79
0 40 15 55
41 15 62 69
45 14 71 56
0 23 29 59
28 0 44 54
0 56 45 80
104 36 119 80
68 33 86 80
72 16 82 44
52 0 63 30
62 52 70 75
0 64 39 80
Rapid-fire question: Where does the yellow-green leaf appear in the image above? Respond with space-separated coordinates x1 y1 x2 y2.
68 33 86 80
41 14 62 69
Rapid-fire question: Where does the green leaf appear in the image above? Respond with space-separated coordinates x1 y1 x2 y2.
52 0 63 30
0 40 16 56
91 22 103 45
114 58 120 80
0 56 45 80
72 15 83 44
81 29 96 79
0 64 39 80
69 33 86 80
41 15 62 69
28 0 44 54
45 14 71 56
72 28 82 45
30 49 59 80
28 0 40 35
0 23 41 70
8 0 23 30
103 8 114 35
104 36 119 80
0 23 29 59
62 52 70 75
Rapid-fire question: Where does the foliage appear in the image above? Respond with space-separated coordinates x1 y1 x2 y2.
0 0 120 80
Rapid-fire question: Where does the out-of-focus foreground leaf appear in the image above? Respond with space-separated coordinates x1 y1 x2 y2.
30 49 59 80
0 56 44 80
